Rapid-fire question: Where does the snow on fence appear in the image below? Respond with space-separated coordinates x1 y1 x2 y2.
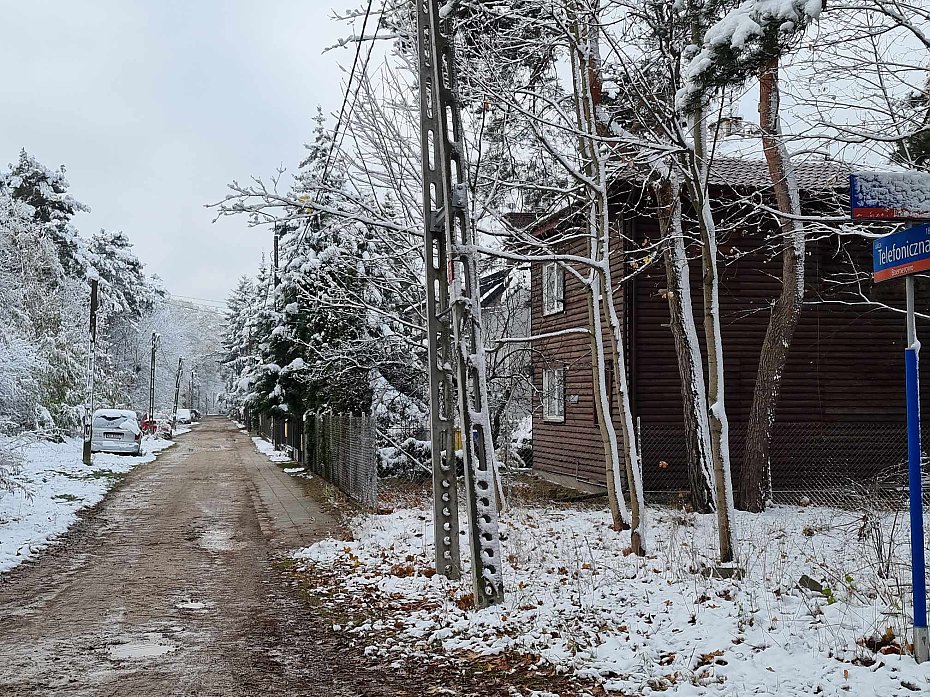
304 413 378 510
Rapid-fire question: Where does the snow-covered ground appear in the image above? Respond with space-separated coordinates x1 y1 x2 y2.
0 434 175 573
295 495 930 696
251 436 292 463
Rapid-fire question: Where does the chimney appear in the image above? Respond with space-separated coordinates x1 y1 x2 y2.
713 115 745 138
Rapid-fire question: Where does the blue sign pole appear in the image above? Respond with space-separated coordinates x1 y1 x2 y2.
905 275 929 662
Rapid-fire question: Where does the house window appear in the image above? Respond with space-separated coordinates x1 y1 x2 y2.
542 367 565 422
542 262 564 315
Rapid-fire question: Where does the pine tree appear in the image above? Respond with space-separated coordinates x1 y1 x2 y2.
0 149 91 277
221 276 260 412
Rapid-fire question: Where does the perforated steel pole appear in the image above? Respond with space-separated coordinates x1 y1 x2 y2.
416 0 504 607
417 0 462 582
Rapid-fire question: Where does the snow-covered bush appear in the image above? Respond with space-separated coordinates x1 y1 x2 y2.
0 434 26 495
505 415 532 470
378 438 431 479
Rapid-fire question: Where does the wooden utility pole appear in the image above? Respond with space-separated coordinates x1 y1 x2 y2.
416 0 504 607
82 279 99 465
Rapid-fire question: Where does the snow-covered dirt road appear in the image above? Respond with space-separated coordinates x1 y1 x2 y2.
0 419 355 697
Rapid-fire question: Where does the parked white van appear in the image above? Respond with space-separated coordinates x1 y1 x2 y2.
91 409 143 456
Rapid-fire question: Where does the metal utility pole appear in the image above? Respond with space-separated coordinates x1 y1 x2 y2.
148 332 160 421
416 0 504 607
172 357 183 429
189 370 196 410
82 279 99 465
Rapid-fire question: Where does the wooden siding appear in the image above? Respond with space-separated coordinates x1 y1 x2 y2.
532 207 930 492
529 213 633 486
530 231 610 486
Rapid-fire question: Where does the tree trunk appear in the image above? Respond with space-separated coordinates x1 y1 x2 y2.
586 273 629 531
654 175 716 514
568 0 644 552
686 101 737 564
740 57 805 513
600 273 645 552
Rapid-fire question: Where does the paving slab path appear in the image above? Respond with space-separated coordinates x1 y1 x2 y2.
0 418 357 697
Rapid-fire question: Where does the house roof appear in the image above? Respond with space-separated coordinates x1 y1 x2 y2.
511 155 853 235
703 157 851 191
609 156 852 193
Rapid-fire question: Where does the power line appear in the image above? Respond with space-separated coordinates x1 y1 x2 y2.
295 1 381 256
319 0 377 190
168 293 226 306
165 299 226 317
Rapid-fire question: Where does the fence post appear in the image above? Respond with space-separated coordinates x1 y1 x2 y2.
366 414 376 508
302 412 309 466
325 413 333 483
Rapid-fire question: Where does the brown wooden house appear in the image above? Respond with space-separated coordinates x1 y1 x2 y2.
529 157 930 500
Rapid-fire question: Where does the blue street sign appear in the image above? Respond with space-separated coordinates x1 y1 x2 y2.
873 223 930 283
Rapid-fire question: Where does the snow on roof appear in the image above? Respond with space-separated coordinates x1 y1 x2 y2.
851 170 930 215
93 408 137 419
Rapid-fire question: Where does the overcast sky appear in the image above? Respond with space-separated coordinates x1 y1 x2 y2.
0 0 361 303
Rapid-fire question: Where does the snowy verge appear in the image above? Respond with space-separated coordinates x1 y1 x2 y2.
0 434 174 573
251 436 292 463
294 501 930 696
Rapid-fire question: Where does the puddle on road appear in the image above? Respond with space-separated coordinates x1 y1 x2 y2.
175 600 209 612
107 633 177 661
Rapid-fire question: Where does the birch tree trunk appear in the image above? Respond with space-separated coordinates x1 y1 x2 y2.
739 56 805 513
685 106 737 564
570 0 645 552
586 269 630 531
654 175 716 514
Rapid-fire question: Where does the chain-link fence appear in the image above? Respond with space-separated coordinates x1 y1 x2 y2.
639 421 929 509
249 410 304 463
305 413 378 509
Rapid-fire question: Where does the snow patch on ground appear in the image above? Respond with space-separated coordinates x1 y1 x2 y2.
0 434 174 573
294 502 930 695
251 436 291 463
